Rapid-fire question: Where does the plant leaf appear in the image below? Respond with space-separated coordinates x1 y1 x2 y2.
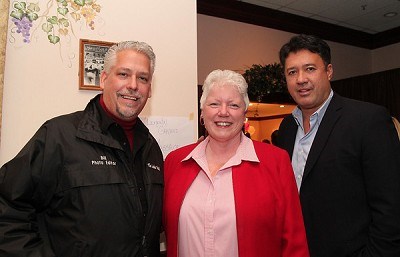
92 3 101 12
48 34 60 44
47 16 58 24
13 2 26 11
58 28 68 35
42 23 53 33
27 12 38 21
57 7 69 16
74 0 85 7
70 12 81 21
27 3 40 12
58 18 69 27
10 10 24 20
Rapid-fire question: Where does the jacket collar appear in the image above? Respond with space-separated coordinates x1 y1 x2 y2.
75 94 150 150
302 93 344 180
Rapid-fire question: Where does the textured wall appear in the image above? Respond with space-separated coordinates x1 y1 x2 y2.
0 0 10 143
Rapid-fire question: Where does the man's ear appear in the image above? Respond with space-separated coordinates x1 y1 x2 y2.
148 84 152 98
327 64 333 81
99 71 107 90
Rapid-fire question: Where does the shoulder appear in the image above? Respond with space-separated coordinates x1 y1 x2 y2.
165 143 198 162
333 93 388 113
39 111 84 135
164 143 199 180
327 93 391 125
252 140 289 162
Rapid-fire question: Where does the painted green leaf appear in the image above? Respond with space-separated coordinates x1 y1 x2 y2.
27 12 38 21
13 2 26 11
47 16 58 24
74 0 85 7
57 7 69 16
10 10 24 20
48 35 60 44
85 0 93 4
57 0 68 7
58 18 69 27
27 3 40 12
42 23 53 33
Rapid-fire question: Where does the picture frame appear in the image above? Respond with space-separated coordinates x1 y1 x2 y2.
79 39 115 90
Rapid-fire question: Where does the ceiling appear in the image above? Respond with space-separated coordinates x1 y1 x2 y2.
198 0 400 49
240 0 400 34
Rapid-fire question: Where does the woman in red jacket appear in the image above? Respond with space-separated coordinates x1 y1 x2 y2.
163 69 309 257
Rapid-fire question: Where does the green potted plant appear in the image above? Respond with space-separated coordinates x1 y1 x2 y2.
243 63 293 103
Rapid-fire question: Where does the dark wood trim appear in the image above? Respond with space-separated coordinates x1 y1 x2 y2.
373 27 400 49
197 0 400 49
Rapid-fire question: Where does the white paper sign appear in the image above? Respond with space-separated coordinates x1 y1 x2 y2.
141 116 195 158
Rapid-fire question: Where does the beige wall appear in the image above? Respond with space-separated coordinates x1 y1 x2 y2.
197 14 293 84
0 0 198 165
197 14 400 84
372 43 400 73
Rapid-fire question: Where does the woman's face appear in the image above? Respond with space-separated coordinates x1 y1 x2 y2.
202 83 246 143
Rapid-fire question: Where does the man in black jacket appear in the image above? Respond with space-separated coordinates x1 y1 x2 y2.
0 41 163 257
277 34 400 257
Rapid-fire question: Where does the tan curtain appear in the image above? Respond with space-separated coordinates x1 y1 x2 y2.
0 0 10 142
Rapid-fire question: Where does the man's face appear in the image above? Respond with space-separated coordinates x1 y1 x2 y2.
284 49 333 115
100 49 152 121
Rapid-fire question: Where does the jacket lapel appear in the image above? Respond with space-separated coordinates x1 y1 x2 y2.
302 94 343 180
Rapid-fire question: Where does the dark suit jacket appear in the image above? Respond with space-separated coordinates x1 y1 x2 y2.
278 93 400 257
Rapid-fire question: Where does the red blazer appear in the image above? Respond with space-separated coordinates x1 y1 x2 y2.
163 140 309 257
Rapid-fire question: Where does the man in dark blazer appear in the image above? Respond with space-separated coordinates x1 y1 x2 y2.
277 34 400 257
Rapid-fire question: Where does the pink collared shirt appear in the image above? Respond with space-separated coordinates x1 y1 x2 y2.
178 135 259 257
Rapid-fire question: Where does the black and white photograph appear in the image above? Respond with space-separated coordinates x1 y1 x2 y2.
79 39 114 90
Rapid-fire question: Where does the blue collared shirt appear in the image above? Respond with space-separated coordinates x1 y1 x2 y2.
291 90 333 190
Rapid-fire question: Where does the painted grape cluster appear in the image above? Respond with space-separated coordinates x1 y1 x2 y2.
11 16 33 43
9 0 102 45
10 2 38 43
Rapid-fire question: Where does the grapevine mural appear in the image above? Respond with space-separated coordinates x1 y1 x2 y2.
9 0 102 45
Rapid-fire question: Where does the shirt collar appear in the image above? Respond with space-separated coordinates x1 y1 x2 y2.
292 90 334 129
182 133 259 164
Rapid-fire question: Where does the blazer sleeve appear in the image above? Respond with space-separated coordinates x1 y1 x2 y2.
357 106 400 257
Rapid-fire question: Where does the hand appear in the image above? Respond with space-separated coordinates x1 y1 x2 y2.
197 135 205 143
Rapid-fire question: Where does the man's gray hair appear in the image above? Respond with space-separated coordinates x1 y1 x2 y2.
103 41 156 75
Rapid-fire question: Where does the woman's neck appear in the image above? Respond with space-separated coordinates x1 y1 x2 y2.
205 134 242 177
